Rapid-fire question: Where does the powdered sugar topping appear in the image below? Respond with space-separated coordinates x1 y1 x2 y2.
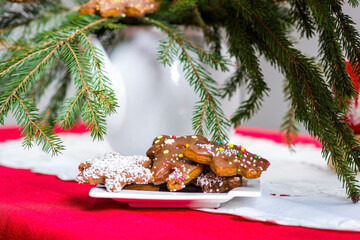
76 152 152 192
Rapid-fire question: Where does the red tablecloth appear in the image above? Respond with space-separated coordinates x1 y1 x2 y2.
1 126 359 240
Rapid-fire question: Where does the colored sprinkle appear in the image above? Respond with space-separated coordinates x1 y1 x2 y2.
237 169 241 172
172 135 176 139
237 153 242 157
219 147 224 151
216 141 221 144
185 144 190 148
241 147 245 151
255 155 258 159
178 154 184 158
229 144 234 148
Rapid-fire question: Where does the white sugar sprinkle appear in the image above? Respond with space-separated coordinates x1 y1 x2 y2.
76 152 152 192
165 139 175 145
197 172 227 188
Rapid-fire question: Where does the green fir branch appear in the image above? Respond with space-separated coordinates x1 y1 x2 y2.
226 10 270 125
281 80 299 149
0 14 115 153
221 64 248 100
347 0 360 7
306 0 355 107
41 71 71 126
331 1 360 77
290 0 316 38
231 0 360 202
60 40 104 139
77 31 118 115
0 0 77 42
142 17 230 141
170 0 199 13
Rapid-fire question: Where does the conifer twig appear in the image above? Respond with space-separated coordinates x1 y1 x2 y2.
142 17 230 141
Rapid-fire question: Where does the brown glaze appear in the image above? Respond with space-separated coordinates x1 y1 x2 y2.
146 135 206 191
123 184 160 191
79 0 159 18
183 140 270 179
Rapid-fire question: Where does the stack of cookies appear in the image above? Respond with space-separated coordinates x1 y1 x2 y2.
76 135 270 193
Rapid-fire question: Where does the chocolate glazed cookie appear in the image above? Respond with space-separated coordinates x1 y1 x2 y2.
196 171 242 193
183 139 270 179
146 135 205 191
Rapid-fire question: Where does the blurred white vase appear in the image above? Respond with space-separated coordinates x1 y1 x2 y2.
97 27 199 155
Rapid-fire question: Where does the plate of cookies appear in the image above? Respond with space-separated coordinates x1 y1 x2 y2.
77 135 270 208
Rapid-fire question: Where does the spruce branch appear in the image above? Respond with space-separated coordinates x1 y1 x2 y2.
331 1 360 77
0 44 59 117
306 0 355 107
30 60 64 101
347 0 360 7
77 31 118 114
0 0 78 42
79 31 104 90
231 0 360 202
12 94 64 154
41 71 71 125
60 40 105 140
289 0 316 38
281 105 298 149
57 92 83 129
170 0 199 12
281 80 299 149
225 10 270 125
0 14 115 153
221 64 248 100
142 17 230 141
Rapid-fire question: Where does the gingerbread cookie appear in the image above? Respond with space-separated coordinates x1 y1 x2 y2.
196 171 242 193
76 152 153 192
183 140 270 179
146 135 205 191
79 0 159 18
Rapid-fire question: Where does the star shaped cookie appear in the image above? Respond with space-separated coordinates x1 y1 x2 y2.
146 135 205 191
79 0 159 18
76 152 153 192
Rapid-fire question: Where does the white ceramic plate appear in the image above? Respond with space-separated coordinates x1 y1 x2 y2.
89 179 261 208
